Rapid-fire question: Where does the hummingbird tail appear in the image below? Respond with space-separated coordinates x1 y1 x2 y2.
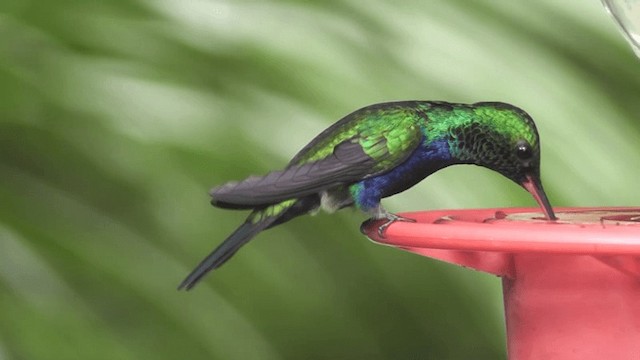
178 196 320 290
178 217 275 291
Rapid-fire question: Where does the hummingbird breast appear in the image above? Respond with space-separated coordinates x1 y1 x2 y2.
350 138 453 211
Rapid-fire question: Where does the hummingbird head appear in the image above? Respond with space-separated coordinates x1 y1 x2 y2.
450 102 556 220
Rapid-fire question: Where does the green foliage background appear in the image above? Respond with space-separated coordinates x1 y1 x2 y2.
1 0 639 359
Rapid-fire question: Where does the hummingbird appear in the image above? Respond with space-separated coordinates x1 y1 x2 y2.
178 101 555 290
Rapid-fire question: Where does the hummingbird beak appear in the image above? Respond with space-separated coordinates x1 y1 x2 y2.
521 174 556 220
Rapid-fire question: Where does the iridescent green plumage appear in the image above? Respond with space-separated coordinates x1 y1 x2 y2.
179 101 555 290
289 102 423 169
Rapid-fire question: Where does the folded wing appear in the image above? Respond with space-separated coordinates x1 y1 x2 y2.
211 117 423 208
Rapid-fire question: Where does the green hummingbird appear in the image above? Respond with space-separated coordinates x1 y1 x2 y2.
179 101 555 290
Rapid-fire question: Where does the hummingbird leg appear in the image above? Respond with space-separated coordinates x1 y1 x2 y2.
377 213 416 238
371 206 416 238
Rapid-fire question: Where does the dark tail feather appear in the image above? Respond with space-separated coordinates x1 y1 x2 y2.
179 196 320 290
178 218 275 291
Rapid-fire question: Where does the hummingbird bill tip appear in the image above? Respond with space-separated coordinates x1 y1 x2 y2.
522 174 556 221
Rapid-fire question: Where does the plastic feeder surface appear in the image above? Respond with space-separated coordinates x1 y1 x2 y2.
361 207 640 360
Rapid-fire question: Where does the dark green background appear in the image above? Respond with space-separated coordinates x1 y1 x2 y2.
2 0 639 359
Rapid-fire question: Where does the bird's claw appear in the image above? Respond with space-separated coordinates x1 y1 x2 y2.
359 213 416 238
377 213 416 238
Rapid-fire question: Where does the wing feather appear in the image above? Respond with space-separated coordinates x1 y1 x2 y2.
211 109 424 208
211 141 376 207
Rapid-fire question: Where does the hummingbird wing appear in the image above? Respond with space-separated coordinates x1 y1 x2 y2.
211 118 423 208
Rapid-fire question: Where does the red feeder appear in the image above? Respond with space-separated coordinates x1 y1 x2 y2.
361 207 640 359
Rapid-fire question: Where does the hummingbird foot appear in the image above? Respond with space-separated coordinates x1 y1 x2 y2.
359 206 416 237
376 212 416 238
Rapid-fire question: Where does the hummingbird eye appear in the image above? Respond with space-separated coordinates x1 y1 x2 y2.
515 140 533 162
